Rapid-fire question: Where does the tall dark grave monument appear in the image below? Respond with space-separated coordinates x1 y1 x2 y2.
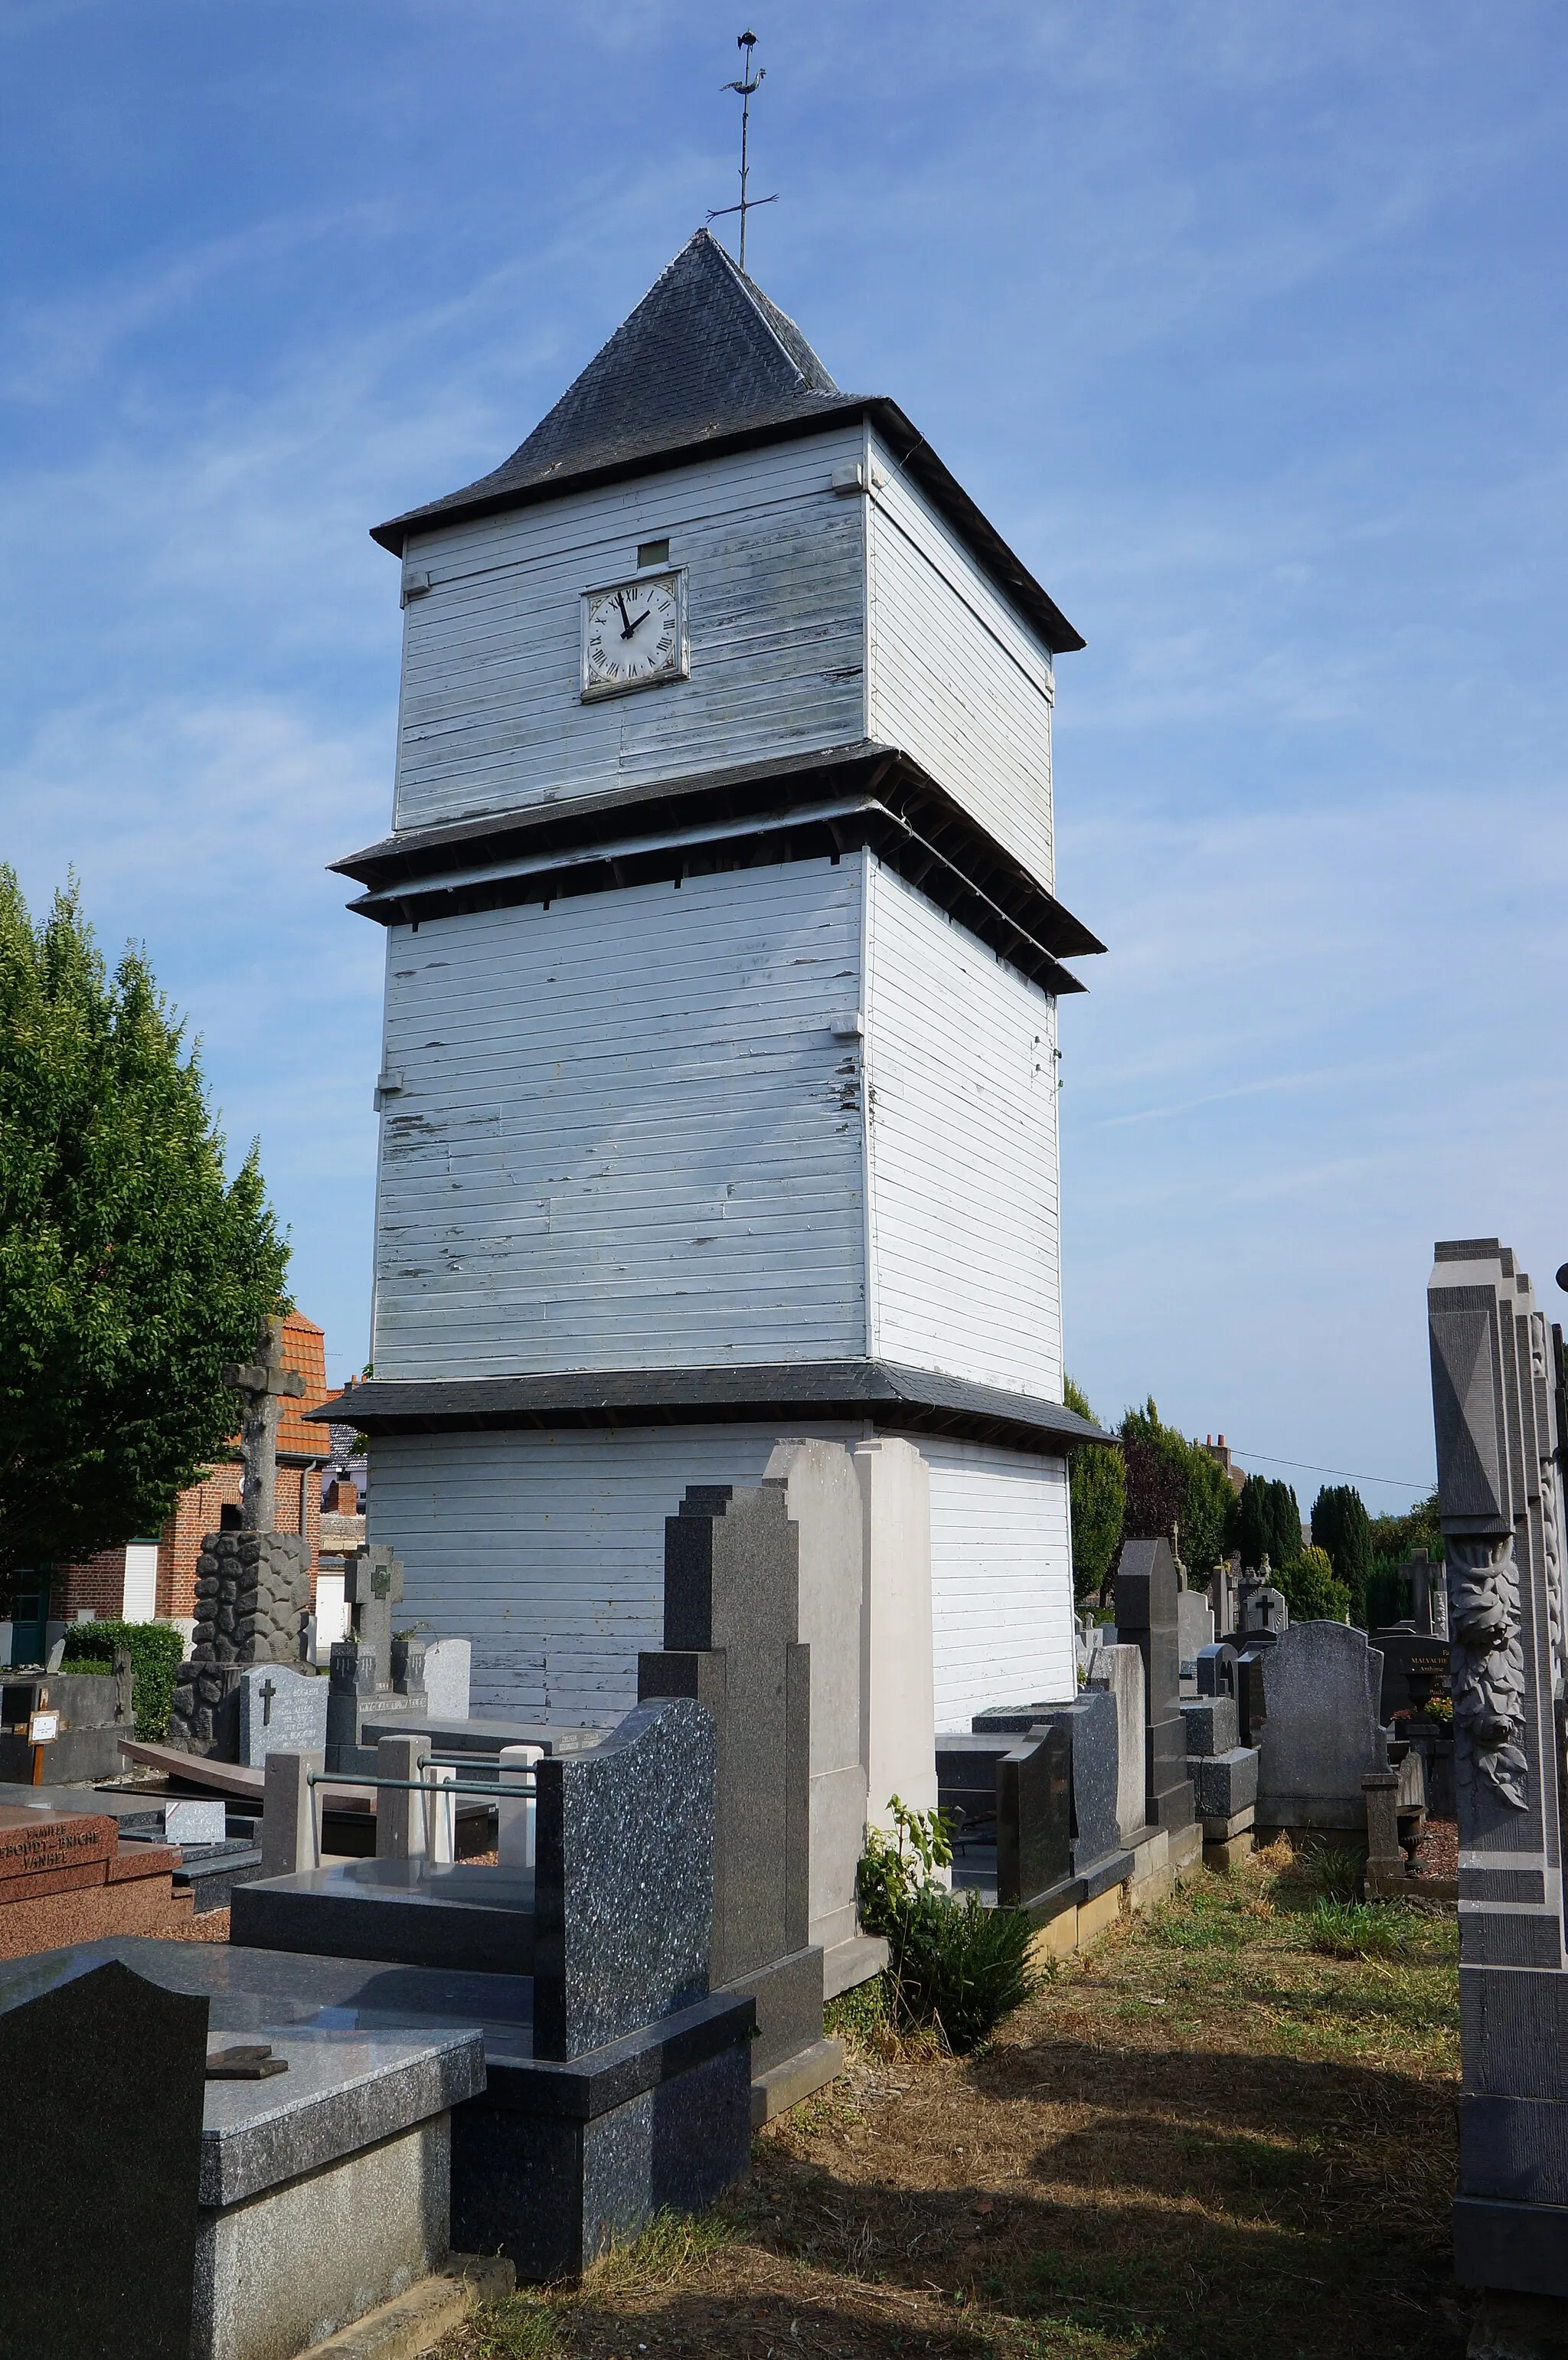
639 1482 831 2113
1429 1239 1568 2339
1114 1536 1197 1858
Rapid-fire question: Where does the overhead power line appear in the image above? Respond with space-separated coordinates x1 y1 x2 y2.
1223 1446 1432 1494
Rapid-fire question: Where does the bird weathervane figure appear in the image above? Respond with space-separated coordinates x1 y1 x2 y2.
707 28 778 271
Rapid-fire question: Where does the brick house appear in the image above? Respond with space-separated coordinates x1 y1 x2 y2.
51 1311 336 1628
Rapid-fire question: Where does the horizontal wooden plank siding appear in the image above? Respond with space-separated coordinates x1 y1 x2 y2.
923 1440 1073 1730
394 427 869 829
371 858 869 1376
372 1423 1065 1732
865 426 1055 888
368 1424 825 1724
865 859 1062 1400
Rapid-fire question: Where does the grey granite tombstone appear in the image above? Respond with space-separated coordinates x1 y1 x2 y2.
995 1721 1072 1911
639 1483 825 2090
0 1952 208 2358
345 1544 403 1675
533 1696 717 2059
1086 1641 1147 1844
1177 1588 1215 1692
1031 1691 1132 1897
1113 1537 1196 1840
325 1639 378 1772
1236 1568 1288 1642
763 1440 870 1977
1429 1240 1568 2316
1406 1546 1449 1639
1253 1621 1388 1831
237 1664 328 1768
422 1637 472 1722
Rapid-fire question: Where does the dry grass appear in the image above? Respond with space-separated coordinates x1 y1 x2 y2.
441 1841 1466 2360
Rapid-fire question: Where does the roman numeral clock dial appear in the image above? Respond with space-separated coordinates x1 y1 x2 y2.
580 569 688 700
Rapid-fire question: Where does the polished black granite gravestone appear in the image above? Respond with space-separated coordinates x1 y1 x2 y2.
639 1482 824 2081
1115 1538 1197 1834
534 1697 714 2058
1031 1692 1135 1898
0 1953 208 2359
996 1721 1072 1912
229 1693 751 2274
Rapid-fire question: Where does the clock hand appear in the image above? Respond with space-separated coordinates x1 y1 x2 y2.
616 591 635 638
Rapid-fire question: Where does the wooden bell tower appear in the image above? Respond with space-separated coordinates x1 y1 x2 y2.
317 230 1106 1733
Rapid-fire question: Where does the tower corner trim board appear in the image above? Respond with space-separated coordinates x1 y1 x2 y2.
339 230 1101 1729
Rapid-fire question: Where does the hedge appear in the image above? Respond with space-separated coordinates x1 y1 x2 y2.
60 1620 187 1741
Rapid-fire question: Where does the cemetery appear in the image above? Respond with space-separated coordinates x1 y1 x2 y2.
0 212 1556 2360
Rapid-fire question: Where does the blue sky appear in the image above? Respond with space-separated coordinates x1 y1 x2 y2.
3 2 1564 1507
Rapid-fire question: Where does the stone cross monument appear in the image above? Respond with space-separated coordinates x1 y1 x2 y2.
167 1316 314 1756
222 1315 305 1534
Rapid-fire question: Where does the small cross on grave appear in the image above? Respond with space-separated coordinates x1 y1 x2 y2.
222 1316 306 1535
259 1676 276 1728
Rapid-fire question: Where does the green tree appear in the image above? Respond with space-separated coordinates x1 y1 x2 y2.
1368 1490 1444 1564
0 872 290 1590
1064 1377 1125 1605
1275 1545 1351 1623
1235 1474 1302 1573
1311 1483 1373 1628
1118 1399 1236 1584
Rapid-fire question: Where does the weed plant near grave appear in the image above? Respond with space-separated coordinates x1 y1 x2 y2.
444 1839 1464 2360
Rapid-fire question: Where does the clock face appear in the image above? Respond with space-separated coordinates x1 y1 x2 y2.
580 570 687 699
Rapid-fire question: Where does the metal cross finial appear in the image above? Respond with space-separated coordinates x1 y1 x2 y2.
708 27 778 271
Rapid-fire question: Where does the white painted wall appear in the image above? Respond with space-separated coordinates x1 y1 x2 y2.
922 1438 1074 1731
864 858 1062 1401
368 1422 847 1724
371 1419 1070 1743
865 425 1055 889
371 857 867 1378
395 425 870 831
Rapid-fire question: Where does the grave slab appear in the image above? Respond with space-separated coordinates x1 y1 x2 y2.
1086 1643 1147 1842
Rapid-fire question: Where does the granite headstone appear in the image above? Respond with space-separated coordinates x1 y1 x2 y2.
1086 1642 1147 1844
996 1721 1072 1910
1253 1621 1388 1831
237 1664 328 1768
1031 1690 1130 1894
421 1636 472 1723
533 1695 716 2060
1113 1536 1195 1835
0 1952 208 2358
639 1482 821 2081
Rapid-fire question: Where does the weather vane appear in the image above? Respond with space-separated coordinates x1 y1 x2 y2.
707 28 778 272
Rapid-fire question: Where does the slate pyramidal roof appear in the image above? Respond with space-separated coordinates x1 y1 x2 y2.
372 228 1084 656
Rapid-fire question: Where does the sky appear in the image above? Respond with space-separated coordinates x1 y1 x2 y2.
2 2 1565 1507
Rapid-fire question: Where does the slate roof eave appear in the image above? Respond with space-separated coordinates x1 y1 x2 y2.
302 1362 1117 1457
370 394 1085 659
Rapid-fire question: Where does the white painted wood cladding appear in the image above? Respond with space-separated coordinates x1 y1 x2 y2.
864 427 1055 889
371 848 1064 1404
370 1422 1070 1733
390 423 1059 899
395 427 870 829
371 859 867 1377
923 1440 1074 1729
864 860 1062 1400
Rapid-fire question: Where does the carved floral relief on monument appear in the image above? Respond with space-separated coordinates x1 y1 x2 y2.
1448 1533 1529 1810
